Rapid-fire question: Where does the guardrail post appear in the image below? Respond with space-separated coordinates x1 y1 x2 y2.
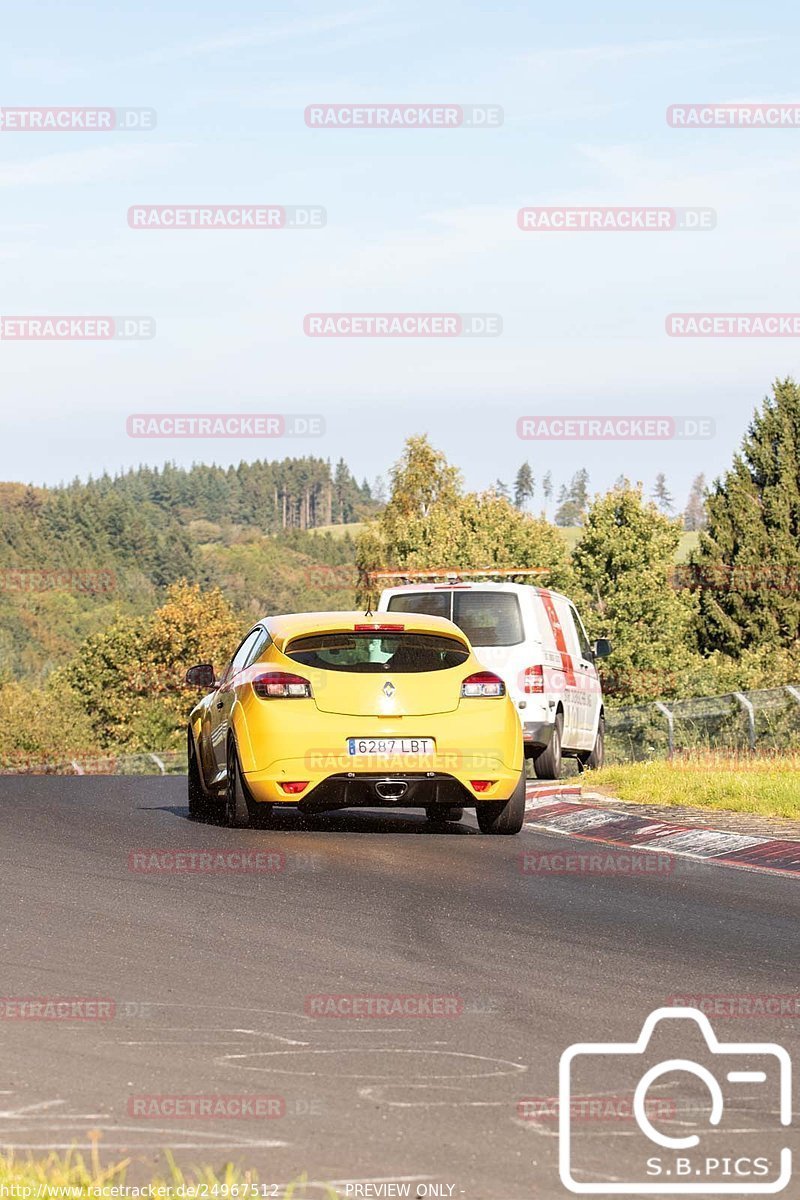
732 692 756 752
654 702 674 758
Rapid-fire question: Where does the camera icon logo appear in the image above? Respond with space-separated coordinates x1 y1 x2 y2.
559 1007 792 1194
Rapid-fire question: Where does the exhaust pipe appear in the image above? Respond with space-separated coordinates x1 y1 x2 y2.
374 779 408 800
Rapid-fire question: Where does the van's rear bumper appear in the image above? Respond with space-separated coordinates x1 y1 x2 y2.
522 719 554 749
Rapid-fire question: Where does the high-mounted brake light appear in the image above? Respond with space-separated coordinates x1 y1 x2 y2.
252 671 313 699
522 664 545 694
461 671 506 698
353 623 405 631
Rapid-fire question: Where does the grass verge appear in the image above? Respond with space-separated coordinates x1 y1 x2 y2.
584 753 800 820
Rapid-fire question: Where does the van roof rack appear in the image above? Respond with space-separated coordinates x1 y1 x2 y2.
366 567 549 584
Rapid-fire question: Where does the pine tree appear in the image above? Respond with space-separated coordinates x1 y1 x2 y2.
684 474 707 531
513 462 535 510
494 479 511 501
541 471 553 519
652 473 674 513
554 469 590 526
692 378 800 654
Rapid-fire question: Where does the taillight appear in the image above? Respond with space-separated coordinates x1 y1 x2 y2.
522 664 544 693
252 672 313 699
470 780 495 792
279 781 309 794
461 671 506 698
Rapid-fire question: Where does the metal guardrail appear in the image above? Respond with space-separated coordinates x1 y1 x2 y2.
606 684 800 762
5 683 800 773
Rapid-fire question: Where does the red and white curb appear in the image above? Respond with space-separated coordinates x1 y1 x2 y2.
523 784 800 877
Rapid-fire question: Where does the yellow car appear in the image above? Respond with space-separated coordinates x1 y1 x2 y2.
186 611 526 834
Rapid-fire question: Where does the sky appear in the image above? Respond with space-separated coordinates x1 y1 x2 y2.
1 0 800 513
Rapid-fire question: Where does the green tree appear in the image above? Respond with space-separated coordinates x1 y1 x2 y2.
683 473 707 531
58 582 243 749
572 484 699 701
514 462 535 510
692 378 800 655
554 469 590 526
356 436 570 600
652 472 674 513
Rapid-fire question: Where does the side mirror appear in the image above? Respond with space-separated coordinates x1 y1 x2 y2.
185 662 216 689
592 638 612 659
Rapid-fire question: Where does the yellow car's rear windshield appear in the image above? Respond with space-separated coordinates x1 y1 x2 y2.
284 631 469 673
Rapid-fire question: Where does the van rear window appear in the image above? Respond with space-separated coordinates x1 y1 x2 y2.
385 593 450 620
453 593 523 646
387 591 524 647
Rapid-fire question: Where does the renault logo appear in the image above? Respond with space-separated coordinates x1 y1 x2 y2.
382 681 396 698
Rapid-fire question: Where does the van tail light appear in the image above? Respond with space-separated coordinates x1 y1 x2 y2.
461 671 506 698
252 672 313 699
279 781 309 794
471 780 495 792
522 665 544 694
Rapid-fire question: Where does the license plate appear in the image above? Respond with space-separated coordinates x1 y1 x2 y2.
347 737 435 756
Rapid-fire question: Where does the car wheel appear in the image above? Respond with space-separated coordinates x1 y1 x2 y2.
475 771 526 835
425 805 464 823
585 716 605 770
187 728 212 821
224 739 251 828
532 711 563 780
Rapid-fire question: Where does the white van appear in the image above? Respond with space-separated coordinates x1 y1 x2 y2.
377 581 610 778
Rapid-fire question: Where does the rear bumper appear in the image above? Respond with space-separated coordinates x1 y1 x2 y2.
243 764 523 807
522 718 554 749
300 773 473 811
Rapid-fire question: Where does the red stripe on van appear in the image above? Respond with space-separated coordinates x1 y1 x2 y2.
539 590 576 686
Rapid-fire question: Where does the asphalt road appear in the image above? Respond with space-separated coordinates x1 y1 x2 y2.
0 777 798 1199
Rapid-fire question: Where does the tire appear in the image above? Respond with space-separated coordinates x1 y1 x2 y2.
187 728 213 821
532 711 563 780
425 805 464 823
475 770 526 835
224 739 251 828
585 715 605 771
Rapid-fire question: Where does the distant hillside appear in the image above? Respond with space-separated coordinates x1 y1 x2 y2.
0 459 375 681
